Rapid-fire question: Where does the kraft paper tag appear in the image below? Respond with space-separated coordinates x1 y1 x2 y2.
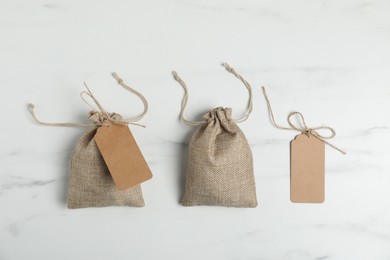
290 133 325 203
95 121 152 190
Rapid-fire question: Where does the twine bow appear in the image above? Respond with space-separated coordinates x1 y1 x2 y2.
28 73 147 128
262 87 346 154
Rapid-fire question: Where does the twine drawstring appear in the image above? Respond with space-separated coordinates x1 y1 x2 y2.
171 63 253 126
261 86 346 154
28 73 147 128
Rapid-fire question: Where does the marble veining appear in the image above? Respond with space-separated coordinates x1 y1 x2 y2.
1 0 390 259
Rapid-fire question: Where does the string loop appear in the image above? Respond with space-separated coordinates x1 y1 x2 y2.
261 87 346 154
171 63 253 126
29 73 147 128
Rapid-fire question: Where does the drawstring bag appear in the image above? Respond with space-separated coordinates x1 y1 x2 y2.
172 63 258 208
29 73 150 209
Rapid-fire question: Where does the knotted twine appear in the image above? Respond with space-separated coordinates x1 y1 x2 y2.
29 73 149 209
28 73 147 128
261 86 346 155
172 63 258 208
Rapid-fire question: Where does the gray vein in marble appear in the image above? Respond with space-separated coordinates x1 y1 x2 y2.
149 137 189 147
345 148 374 155
344 1 374 13
316 223 390 242
0 146 74 162
342 126 390 139
2 213 67 237
0 179 55 194
211 228 266 245
353 2 374 10
316 256 330 260
243 66 358 74
282 249 329 260
1 150 21 157
327 160 384 175
42 4 60 9
256 8 288 20
249 138 288 147
5 223 18 237
358 126 389 136
175 1 245 12
41 3 67 12
214 228 331 260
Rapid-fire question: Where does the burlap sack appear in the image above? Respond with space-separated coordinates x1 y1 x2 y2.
29 73 149 209
181 107 258 207
67 112 145 209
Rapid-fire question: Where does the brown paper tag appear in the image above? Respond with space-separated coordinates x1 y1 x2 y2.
290 133 325 203
94 121 152 190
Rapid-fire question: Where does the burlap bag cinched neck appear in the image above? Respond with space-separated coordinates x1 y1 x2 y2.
172 63 258 208
29 73 148 209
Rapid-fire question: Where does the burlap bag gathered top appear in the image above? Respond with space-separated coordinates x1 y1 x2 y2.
28 73 148 209
172 63 258 208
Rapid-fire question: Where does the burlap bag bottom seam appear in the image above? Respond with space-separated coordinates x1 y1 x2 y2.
181 192 258 208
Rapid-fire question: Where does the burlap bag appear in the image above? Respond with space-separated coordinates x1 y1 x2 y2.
67 112 145 209
29 73 148 209
172 63 258 207
182 107 257 207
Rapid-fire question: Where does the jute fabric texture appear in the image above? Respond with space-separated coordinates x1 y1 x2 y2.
181 107 257 207
68 122 144 209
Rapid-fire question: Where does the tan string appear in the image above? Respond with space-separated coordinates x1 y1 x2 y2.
222 63 253 123
80 83 111 120
261 86 346 155
171 63 253 126
28 103 96 127
28 73 147 128
171 70 201 126
112 73 148 122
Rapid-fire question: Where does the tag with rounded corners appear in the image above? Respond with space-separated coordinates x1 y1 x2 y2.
95 121 152 190
290 133 325 203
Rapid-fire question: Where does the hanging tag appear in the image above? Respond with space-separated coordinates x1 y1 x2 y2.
290 133 325 203
94 121 152 190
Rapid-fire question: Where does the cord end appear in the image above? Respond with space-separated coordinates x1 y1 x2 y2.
172 71 180 81
112 73 123 84
83 81 93 94
222 62 233 73
27 103 36 115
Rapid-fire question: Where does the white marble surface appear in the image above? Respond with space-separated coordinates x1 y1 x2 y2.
1 0 390 259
